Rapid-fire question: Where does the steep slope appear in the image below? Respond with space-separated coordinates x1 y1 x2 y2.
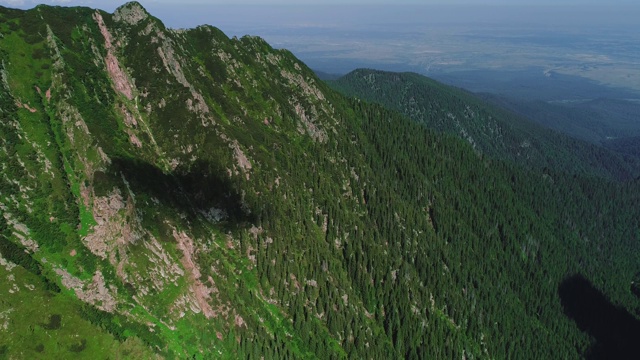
329 69 640 181
1 3 639 359
0 3 342 357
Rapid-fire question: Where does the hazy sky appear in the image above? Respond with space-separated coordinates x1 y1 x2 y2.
3 1 637 52
2 0 638 92
3 1 636 28
2 0 639 9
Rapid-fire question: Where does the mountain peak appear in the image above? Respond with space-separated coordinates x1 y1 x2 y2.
114 1 149 25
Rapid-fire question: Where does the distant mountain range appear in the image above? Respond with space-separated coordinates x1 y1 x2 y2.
329 69 640 181
478 94 640 144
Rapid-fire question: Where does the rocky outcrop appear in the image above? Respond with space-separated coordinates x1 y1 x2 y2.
173 230 215 319
55 268 118 312
113 2 149 26
93 11 135 100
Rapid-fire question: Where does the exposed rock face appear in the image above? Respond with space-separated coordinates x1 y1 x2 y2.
84 190 124 259
113 2 149 26
155 32 212 123
280 69 325 102
130 134 142 147
93 11 135 100
173 230 215 319
294 102 327 142
14 99 37 113
55 268 118 312
232 140 252 177
2 212 38 253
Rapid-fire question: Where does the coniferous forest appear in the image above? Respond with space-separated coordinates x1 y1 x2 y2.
0 2 639 359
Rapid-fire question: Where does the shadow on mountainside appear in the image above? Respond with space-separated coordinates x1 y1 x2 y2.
96 157 255 228
559 274 640 359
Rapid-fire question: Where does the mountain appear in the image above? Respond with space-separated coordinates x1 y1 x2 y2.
1 2 639 359
313 70 343 81
603 135 640 158
329 69 640 181
478 94 640 145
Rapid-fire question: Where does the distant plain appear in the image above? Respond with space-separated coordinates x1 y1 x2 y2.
144 4 640 101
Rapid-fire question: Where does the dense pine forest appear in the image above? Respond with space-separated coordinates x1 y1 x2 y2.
329 69 640 181
0 2 639 359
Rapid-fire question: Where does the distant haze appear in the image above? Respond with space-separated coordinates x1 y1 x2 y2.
3 0 640 7
2 1 639 30
3 1 639 96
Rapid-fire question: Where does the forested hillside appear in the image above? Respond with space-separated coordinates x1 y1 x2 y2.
329 69 640 181
478 94 640 145
604 136 640 157
0 2 639 359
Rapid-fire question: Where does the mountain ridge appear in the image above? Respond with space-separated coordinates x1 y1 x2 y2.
477 93 640 145
329 68 640 181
